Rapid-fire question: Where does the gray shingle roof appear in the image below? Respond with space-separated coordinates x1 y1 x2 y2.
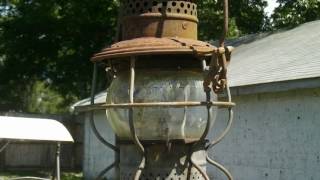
72 21 320 109
228 20 320 87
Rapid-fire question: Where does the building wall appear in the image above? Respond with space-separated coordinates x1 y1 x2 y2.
83 111 116 179
83 88 320 180
209 88 320 180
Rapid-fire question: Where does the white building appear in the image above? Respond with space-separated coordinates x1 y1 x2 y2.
72 20 320 180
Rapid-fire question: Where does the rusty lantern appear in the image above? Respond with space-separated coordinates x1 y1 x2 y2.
82 0 236 179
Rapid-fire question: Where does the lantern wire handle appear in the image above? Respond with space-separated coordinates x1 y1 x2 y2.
128 57 146 180
90 63 119 180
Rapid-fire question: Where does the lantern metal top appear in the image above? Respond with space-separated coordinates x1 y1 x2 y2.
91 0 220 62
91 37 217 61
120 0 199 40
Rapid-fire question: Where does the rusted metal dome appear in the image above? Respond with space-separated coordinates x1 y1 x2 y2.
91 0 216 62
91 37 216 61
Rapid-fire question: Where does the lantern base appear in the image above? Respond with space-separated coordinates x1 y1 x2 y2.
119 141 207 180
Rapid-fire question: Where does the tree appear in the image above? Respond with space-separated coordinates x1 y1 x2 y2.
0 0 270 113
0 0 118 113
272 0 320 29
198 0 269 40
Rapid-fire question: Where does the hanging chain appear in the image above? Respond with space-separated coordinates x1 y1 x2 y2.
203 47 232 94
203 0 233 94
201 0 235 180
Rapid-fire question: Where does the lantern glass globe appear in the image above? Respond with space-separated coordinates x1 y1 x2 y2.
106 70 217 141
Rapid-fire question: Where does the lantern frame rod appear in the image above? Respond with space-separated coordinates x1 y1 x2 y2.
76 101 235 112
190 66 213 180
95 161 117 180
129 57 135 104
128 57 146 180
90 63 119 153
190 92 211 180
206 85 233 150
207 155 233 180
206 84 234 180
89 63 119 180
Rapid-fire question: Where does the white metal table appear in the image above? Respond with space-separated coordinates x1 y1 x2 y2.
0 116 74 180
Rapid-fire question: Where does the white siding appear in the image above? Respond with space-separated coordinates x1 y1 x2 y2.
209 88 320 180
83 88 320 180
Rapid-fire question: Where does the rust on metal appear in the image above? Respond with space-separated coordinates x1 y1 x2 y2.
91 37 217 61
120 0 198 40
75 101 236 112
89 0 235 179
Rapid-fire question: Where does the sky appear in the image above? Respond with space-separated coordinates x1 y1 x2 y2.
266 0 279 16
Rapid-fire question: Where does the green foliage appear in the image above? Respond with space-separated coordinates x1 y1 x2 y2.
198 0 269 40
26 81 76 114
0 0 118 113
0 0 272 113
272 0 320 29
0 0 288 114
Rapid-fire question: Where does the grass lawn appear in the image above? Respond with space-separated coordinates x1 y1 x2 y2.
0 171 83 180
